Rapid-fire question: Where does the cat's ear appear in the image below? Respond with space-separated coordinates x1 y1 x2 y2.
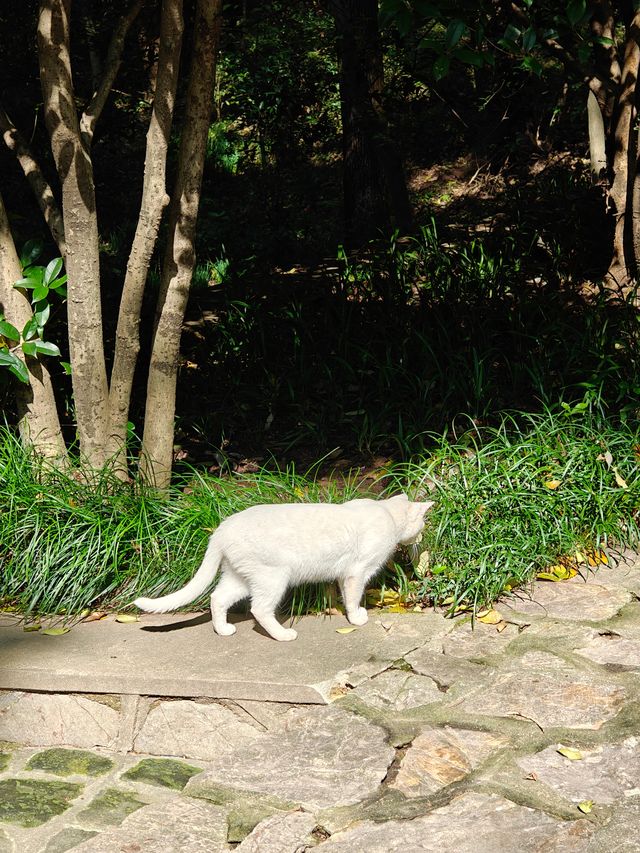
388 493 409 503
421 500 435 513
410 500 434 519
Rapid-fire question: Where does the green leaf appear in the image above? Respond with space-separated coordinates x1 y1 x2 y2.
49 273 67 289
0 350 29 383
60 361 72 375
504 23 521 42
42 627 70 636
522 27 537 52
20 239 43 267
34 340 61 357
566 0 586 26
44 257 63 285
433 55 450 80
521 55 543 75
14 276 38 290
0 320 20 341
32 285 50 303
454 47 484 67
21 340 37 357
22 318 39 341
445 19 466 49
33 303 51 329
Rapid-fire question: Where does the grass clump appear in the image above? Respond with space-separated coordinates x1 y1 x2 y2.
389 410 639 611
0 410 637 620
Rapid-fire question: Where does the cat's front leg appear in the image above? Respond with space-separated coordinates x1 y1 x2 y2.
340 575 368 626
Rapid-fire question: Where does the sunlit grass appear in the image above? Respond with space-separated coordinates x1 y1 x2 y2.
0 409 637 620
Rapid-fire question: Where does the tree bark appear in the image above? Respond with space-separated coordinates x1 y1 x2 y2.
606 11 640 289
331 0 412 247
0 191 67 463
107 0 184 473
0 107 66 256
139 0 222 489
37 0 110 467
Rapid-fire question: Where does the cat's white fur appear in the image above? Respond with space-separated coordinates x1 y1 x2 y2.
134 494 433 641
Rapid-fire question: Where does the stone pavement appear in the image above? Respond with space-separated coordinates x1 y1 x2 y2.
1 550 640 851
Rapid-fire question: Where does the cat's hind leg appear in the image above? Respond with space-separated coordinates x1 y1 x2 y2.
339 573 369 626
210 569 249 636
249 576 297 641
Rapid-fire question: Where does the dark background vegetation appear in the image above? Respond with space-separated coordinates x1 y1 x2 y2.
0 0 637 471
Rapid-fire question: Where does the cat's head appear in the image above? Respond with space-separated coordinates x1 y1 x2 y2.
386 493 434 545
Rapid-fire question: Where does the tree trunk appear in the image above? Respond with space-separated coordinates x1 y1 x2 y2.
0 107 66 256
331 0 412 247
0 191 66 463
139 0 222 489
38 0 109 467
605 11 640 289
106 0 184 474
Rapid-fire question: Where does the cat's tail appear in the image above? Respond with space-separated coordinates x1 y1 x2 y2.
133 535 222 613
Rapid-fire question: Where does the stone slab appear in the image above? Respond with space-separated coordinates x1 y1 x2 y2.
391 727 510 797
71 797 228 852
187 705 394 810
0 611 445 704
518 738 640 805
352 669 443 710
235 811 319 852
132 699 261 760
316 791 593 851
451 650 626 730
501 583 630 622
0 694 120 748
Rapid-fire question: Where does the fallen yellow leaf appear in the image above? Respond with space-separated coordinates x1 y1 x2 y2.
537 571 562 582
336 627 357 634
577 800 594 814
42 627 70 636
415 550 430 578
557 746 583 761
614 469 628 489
23 624 41 632
115 614 139 623
544 479 562 490
83 611 108 623
478 609 502 624
79 608 91 618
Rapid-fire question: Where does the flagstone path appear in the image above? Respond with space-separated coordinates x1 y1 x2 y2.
1 550 640 851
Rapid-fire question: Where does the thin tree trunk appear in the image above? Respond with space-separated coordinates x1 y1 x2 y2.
331 0 412 247
38 0 140 468
0 107 66 256
0 191 66 463
606 11 640 289
333 0 388 246
106 0 184 474
139 0 222 489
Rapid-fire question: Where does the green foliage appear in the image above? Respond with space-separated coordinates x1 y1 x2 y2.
216 0 339 167
388 411 640 611
0 240 65 385
380 0 606 81
0 410 637 620
0 430 361 616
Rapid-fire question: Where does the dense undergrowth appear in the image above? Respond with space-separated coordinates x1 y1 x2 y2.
1 407 637 621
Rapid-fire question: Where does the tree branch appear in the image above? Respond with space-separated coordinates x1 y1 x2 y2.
0 107 66 256
80 0 143 146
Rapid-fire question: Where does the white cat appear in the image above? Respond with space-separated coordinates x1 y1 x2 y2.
134 494 433 641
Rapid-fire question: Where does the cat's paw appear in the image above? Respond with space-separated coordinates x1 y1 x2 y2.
273 628 298 642
347 607 368 626
214 623 237 636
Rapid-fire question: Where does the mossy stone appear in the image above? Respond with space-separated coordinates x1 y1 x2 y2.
122 757 202 790
0 778 82 827
45 827 98 853
77 787 145 827
0 753 10 772
26 748 114 777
